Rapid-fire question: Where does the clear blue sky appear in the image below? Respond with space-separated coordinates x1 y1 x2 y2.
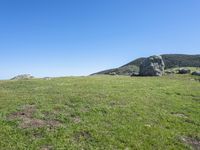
0 0 200 79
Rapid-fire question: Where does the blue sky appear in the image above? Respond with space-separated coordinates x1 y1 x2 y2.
0 0 200 79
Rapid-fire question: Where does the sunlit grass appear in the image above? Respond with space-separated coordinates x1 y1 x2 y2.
0 74 199 149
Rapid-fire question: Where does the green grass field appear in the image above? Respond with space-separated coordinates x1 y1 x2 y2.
0 74 199 150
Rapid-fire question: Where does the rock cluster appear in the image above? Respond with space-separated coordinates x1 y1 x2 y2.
11 74 34 80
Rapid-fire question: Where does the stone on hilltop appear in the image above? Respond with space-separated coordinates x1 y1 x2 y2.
191 71 200 76
139 55 165 76
11 74 34 80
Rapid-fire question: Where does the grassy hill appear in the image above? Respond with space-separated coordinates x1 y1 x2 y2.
91 65 139 76
93 54 200 75
0 75 200 149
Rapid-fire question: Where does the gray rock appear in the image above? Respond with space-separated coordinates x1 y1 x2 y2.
11 74 34 80
139 55 165 76
131 72 139 76
178 68 191 74
191 71 200 76
109 72 117 76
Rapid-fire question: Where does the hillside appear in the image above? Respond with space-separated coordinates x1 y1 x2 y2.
93 54 200 76
0 75 200 149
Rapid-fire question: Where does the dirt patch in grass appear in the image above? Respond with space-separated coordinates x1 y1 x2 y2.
74 131 91 141
8 105 36 120
8 105 62 129
181 136 200 150
20 118 46 128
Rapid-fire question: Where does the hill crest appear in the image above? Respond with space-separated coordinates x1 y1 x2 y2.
92 54 200 76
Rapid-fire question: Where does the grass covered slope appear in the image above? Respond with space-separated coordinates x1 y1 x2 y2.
124 54 200 69
94 54 200 75
0 75 200 149
91 65 139 76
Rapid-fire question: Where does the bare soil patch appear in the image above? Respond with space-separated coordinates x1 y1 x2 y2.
20 118 46 128
8 104 36 120
8 105 62 129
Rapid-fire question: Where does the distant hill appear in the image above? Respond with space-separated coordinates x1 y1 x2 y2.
92 54 200 76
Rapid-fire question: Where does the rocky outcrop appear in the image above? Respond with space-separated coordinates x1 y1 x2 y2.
11 74 34 80
191 71 200 76
178 68 191 74
139 55 165 76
